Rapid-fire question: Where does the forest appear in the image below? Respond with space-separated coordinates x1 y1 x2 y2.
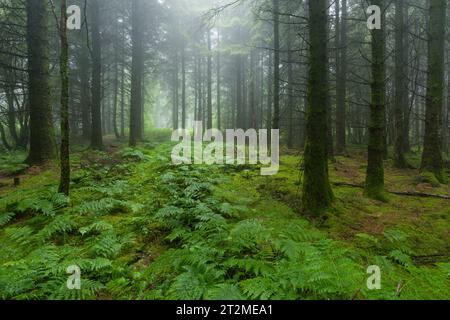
0 0 449 301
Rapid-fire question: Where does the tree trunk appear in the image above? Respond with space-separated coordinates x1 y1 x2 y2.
79 27 91 141
26 0 55 164
173 53 179 129
394 0 408 168
216 29 221 130
236 54 243 128
272 0 280 130
420 0 447 182
4 70 19 145
302 0 334 214
181 47 187 129
249 50 256 129
207 29 213 129
112 17 120 140
58 0 70 196
365 0 387 200
287 24 294 149
90 0 103 150
335 0 347 154
129 0 144 147
267 52 273 131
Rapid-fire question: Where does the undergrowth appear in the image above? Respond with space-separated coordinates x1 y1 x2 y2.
0 142 448 300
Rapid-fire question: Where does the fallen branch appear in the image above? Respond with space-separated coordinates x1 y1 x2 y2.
332 182 450 200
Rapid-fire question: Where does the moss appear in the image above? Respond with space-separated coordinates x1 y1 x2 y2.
414 172 441 187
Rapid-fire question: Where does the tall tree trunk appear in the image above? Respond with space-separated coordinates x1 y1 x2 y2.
394 0 408 168
79 28 91 141
287 24 294 149
129 0 144 146
120 19 126 138
420 0 447 182
207 29 213 129
365 0 387 200
90 0 103 150
199 56 203 125
236 54 243 128
444 69 450 154
58 0 70 196
216 29 221 130
267 52 273 131
0 123 12 150
242 56 247 129
259 51 264 130
181 47 186 129
194 55 198 122
173 53 179 129
4 70 19 145
335 0 347 154
112 17 120 140
249 50 256 129
302 0 333 214
272 0 280 129
26 0 55 164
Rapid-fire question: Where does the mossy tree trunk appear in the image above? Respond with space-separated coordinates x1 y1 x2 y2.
26 0 55 165
420 0 447 183
112 15 120 140
79 30 91 141
302 0 334 214
365 0 387 200
129 0 145 147
394 0 408 168
272 0 280 130
335 0 348 155
287 21 294 149
58 0 70 196
90 0 103 150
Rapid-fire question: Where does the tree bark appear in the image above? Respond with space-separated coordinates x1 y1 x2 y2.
420 0 447 182
335 0 347 154
129 0 145 147
302 0 334 214
58 0 70 196
394 0 408 168
90 0 103 150
272 0 280 130
216 29 221 130
207 29 213 129
365 0 387 200
181 46 187 129
26 0 55 164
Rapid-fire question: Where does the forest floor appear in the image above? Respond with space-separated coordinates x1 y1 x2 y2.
0 131 449 300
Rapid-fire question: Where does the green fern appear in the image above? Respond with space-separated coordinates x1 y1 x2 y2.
15 198 55 217
36 215 78 241
205 283 245 300
79 221 113 236
0 212 15 226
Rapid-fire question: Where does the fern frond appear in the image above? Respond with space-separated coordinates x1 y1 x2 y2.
36 215 78 241
0 212 15 226
205 283 245 300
